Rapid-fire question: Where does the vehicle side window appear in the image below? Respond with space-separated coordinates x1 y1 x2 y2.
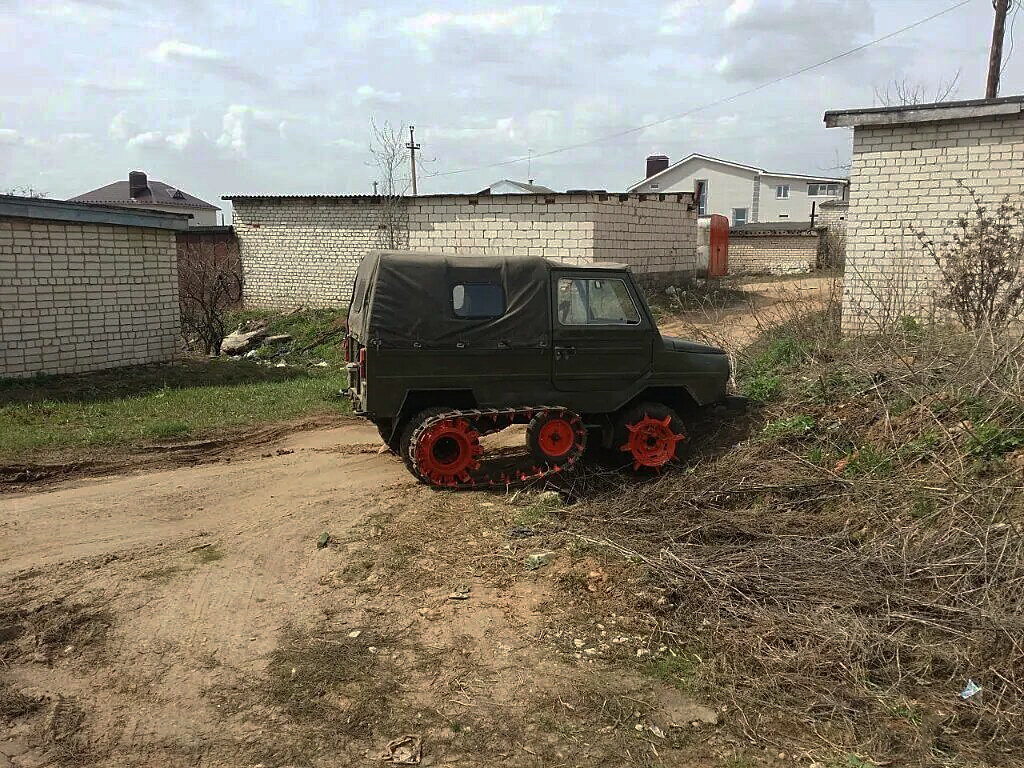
557 277 640 326
351 277 367 312
452 282 505 319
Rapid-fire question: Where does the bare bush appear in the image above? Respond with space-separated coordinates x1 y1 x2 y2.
818 227 846 270
567 312 1024 765
916 185 1024 331
179 240 243 355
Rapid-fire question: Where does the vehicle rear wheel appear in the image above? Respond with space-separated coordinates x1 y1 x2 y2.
526 409 586 467
615 402 687 471
401 407 483 486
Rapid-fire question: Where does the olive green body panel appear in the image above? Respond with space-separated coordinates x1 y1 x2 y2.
346 251 730 430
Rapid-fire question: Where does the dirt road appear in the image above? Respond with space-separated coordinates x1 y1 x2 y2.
1 422 734 767
0 277 828 767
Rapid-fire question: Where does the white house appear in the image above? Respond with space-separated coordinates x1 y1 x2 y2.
477 179 556 194
628 153 848 225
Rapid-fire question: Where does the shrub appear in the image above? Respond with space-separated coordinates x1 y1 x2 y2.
916 185 1024 331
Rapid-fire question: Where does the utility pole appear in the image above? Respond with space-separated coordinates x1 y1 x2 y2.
373 180 378 195
986 0 1010 99
406 125 420 196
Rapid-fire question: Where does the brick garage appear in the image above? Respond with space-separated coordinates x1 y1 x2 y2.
727 223 822 275
0 196 187 379
227 191 700 308
825 96 1024 331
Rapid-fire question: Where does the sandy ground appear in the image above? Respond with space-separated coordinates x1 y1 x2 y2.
0 277 827 767
659 274 837 352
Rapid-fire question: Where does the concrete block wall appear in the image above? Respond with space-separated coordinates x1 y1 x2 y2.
0 217 180 378
406 194 597 261
817 200 848 235
233 198 381 308
844 113 1024 331
728 233 820 275
232 192 699 308
591 195 701 288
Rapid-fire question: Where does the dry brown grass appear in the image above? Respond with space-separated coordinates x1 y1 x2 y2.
565 306 1024 766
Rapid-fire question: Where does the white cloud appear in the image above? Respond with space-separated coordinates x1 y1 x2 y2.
354 84 402 105
74 76 146 93
216 105 278 157
659 0 704 34
57 132 92 143
401 6 559 50
126 131 166 149
108 111 137 141
150 40 225 64
345 9 378 42
0 129 22 145
723 0 755 26
166 121 193 151
329 137 363 151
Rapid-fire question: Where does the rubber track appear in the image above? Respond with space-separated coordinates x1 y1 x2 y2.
407 406 586 489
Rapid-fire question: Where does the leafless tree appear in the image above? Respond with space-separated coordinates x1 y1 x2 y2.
178 239 243 355
3 186 47 198
369 119 410 250
873 70 961 107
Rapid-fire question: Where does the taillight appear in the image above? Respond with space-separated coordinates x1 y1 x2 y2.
344 335 351 363
358 347 366 379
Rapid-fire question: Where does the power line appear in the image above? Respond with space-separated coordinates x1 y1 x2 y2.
434 0 974 179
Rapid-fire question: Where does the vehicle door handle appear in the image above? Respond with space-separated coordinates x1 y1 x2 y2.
554 345 576 360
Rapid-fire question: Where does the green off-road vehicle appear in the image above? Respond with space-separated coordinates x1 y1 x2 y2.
345 251 734 488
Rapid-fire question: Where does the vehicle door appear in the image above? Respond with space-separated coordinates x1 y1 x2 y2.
551 271 654 392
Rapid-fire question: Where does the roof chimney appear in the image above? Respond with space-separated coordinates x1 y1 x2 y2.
129 170 149 199
646 154 669 178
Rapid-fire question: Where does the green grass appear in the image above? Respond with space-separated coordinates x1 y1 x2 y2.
225 307 348 365
741 372 781 402
0 359 348 463
637 652 700 691
762 414 816 439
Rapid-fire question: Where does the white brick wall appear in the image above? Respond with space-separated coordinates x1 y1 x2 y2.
233 192 699 307
0 217 180 378
844 114 1024 331
728 233 819 275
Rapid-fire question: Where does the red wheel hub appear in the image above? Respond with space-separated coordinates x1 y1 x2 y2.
415 417 482 486
537 417 575 458
620 414 684 470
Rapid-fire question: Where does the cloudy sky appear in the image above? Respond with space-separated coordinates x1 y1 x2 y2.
1 0 1021 218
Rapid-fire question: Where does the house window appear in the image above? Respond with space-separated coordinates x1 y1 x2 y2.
732 208 748 225
557 277 640 326
776 184 790 199
649 183 660 190
779 213 789 219
808 183 839 197
452 283 505 318
695 179 708 216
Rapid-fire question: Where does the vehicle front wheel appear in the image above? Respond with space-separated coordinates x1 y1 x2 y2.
614 402 688 471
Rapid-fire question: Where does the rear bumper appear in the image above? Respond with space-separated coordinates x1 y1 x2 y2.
346 363 366 414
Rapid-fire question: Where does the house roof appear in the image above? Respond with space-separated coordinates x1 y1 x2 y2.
824 94 1024 128
627 152 848 191
729 221 820 235
223 191 693 202
478 180 556 194
0 194 191 230
70 179 219 210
